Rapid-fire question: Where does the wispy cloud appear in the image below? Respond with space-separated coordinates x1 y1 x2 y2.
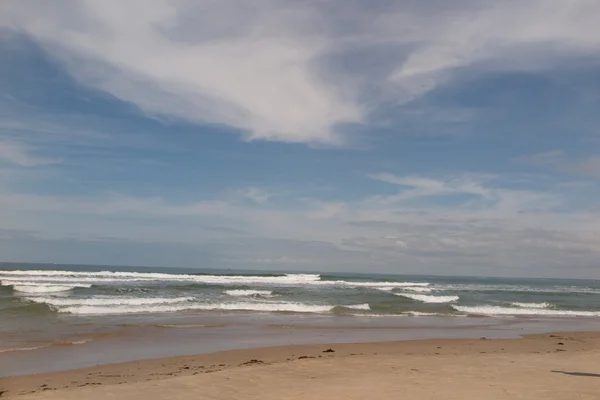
1 2 599 277
0 139 60 166
2 0 599 144
240 187 270 205
1 171 599 276
369 173 491 200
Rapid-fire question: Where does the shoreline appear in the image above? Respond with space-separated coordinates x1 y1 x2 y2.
2 330 600 399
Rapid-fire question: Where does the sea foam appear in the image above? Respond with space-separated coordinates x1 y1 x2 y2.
344 303 371 310
0 270 430 290
27 296 194 307
453 305 600 317
12 284 91 293
510 302 552 309
395 293 459 303
58 301 334 315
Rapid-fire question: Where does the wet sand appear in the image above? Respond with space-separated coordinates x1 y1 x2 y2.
2 331 600 399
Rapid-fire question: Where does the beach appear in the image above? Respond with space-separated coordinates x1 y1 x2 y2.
2 331 600 399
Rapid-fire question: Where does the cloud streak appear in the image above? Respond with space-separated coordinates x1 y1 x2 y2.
1 172 599 277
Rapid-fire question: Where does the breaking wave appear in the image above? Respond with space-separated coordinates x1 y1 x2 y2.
395 293 459 303
11 284 92 293
26 296 194 307
0 270 428 289
0 346 45 353
55 301 334 315
344 303 371 310
510 302 552 309
453 305 600 317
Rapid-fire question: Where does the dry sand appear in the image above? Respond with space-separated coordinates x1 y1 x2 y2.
2 332 600 399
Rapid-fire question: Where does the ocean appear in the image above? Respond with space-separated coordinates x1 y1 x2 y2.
2 263 600 376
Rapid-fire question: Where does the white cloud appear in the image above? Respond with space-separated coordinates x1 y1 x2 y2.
2 172 599 277
0 140 59 167
2 0 600 144
241 187 270 205
1 0 362 144
368 173 492 202
386 1 600 99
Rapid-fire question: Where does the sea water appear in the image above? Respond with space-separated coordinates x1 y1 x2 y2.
2 263 600 376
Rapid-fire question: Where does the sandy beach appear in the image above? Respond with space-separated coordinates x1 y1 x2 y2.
2 331 600 399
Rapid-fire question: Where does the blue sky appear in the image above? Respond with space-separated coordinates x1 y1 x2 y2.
1 0 600 278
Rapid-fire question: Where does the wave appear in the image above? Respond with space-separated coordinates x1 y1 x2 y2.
26 296 194 307
510 302 552 309
3 280 93 287
376 287 395 292
223 290 274 297
453 305 600 317
395 293 459 303
0 270 321 284
0 270 429 289
50 301 334 315
11 284 91 293
344 303 371 310
0 345 46 353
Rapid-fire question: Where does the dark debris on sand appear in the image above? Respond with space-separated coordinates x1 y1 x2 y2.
240 359 264 366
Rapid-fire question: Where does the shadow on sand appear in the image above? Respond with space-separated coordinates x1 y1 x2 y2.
552 370 600 378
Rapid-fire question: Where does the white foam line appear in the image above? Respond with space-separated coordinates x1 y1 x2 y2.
0 346 46 353
511 302 552 309
343 303 371 310
1 270 430 288
453 305 600 317
0 270 321 282
395 293 459 304
3 281 93 288
26 296 195 307
59 301 334 315
13 285 88 294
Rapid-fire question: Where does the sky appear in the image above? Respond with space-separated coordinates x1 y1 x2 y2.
1 0 600 278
